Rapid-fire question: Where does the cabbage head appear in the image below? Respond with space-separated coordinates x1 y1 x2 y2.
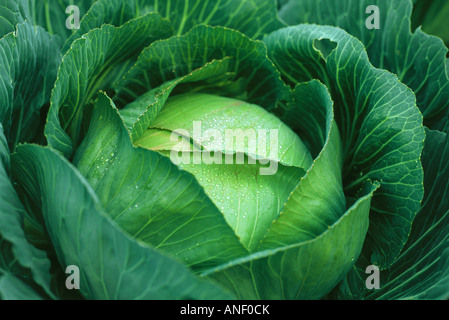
0 0 448 300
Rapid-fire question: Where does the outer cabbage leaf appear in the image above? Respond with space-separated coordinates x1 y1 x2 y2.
45 12 173 158
202 182 377 300
259 80 346 249
0 0 26 38
18 0 95 43
63 0 284 52
0 21 60 151
11 141 234 300
0 124 53 300
278 0 449 131
333 129 449 300
0 272 43 300
412 0 449 47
